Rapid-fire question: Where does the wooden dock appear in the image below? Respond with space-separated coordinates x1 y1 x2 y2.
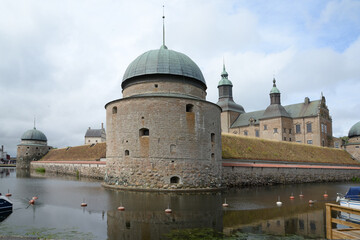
326 203 360 239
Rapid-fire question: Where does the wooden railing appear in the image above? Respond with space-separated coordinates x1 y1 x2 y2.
326 203 360 239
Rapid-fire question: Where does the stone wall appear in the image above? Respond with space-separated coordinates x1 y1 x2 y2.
105 96 222 190
31 161 106 179
222 162 360 187
345 137 360 162
17 143 52 169
122 75 206 100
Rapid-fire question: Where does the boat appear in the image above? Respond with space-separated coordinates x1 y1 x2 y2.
0 194 13 212
336 187 360 222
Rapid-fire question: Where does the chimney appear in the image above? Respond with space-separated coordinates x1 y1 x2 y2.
101 123 104 129
88 127 91 130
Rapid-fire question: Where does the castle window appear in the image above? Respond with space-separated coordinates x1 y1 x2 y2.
306 123 312 133
289 138 292 141
307 140 313 144
170 176 180 184
139 128 149 137
126 221 131 229
125 150 129 156
325 125 327 134
186 104 194 112
170 144 176 154
321 123 324 133
244 130 248 136
289 129 292 134
255 130 259 137
154 84 158 88
273 128 278 133
284 137 286 141
295 124 301 133
322 139 325 147
283 128 286 133
264 125 267 130
112 106 117 114
356 146 359 149
211 133 215 143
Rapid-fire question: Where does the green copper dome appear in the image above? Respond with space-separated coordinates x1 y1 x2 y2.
21 128 47 142
349 121 360 138
122 45 206 87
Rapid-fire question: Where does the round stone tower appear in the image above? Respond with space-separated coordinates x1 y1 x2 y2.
104 44 222 190
17 127 52 169
345 121 360 161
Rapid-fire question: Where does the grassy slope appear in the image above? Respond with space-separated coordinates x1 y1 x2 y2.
222 133 359 165
40 142 106 161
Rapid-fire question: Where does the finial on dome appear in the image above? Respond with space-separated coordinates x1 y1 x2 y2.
273 78 276 87
34 116 36 130
161 5 167 49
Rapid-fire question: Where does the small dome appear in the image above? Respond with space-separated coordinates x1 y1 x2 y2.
122 46 206 88
349 121 360 138
270 78 280 94
21 128 47 142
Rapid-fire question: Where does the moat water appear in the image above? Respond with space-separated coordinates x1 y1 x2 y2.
0 167 359 239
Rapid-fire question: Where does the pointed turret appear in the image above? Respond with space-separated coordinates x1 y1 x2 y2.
261 78 290 119
217 64 244 113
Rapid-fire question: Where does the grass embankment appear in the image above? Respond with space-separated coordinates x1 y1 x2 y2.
40 142 106 161
222 133 359 165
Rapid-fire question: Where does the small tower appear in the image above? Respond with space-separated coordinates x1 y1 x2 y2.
17 127 52 169
216 64 245 132
345 121 360 161
260 78 291 141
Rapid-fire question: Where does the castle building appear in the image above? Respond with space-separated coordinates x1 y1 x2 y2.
217 68 333 147
344 121 360 161
17 127 52 169
104 41 222 190
84 123 106 145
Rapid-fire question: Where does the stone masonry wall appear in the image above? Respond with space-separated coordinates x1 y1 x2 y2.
222 164 360 187
31 161 106 179
105 96 222 190
122 78 206 100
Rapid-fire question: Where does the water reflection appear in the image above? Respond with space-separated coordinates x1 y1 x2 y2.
0 167 15 178
0 167 360 239
107 192 223 240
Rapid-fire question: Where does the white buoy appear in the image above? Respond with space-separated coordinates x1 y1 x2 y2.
165 204 172 213
276 196 282 206
222 198 229 207
81 198 87 207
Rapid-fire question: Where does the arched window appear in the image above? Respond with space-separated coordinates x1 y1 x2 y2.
170 176 180 184
186 104 194 112
139 128 149 137
112 106 117 114
125 150 129 156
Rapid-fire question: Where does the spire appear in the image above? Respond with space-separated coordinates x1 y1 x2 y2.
218 60 232 86
161 5 168 49
34 116 36 130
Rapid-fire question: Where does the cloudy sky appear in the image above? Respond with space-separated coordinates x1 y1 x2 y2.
1 0 360 156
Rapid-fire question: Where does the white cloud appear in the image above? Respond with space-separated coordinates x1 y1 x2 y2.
0 0 359 156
